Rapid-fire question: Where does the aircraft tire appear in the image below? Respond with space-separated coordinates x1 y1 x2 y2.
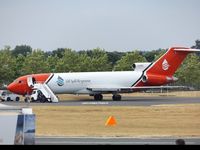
31 97 35 102
94 94 103 101
112 94 122 101
24 97 30 103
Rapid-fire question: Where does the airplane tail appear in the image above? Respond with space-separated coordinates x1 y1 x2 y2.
140 47 200 86
147 47 190 76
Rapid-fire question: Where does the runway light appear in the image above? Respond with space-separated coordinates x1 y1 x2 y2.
105 116 117 126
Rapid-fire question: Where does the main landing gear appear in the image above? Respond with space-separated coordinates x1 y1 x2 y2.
112 94 122 101
93 94 122 101
94 94 103 101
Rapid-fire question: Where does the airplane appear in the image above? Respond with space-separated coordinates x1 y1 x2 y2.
7 47 200 103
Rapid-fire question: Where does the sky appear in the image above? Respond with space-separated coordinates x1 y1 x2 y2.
0 0 200 52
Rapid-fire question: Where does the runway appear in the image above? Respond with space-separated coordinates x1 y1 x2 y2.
35 137 200 145
2 96 200 107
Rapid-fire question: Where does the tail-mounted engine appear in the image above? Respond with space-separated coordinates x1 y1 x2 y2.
142 74 177 86
132 63 151 71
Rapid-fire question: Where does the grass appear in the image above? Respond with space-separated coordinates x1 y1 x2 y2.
33 104 200 137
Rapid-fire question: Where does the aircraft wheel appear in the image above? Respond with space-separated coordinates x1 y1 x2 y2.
94 94 103 101
24 97 30 103
112 94 122 101
31 97 35 102
24 98 28 103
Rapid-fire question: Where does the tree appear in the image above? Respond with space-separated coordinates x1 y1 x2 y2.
0 46 16 86
191 40 200 49
89 48 112 71
153 49 167 61
14 54 26 78
191 40 200 57
114 51 147 71
77 54 92 72
12 45 32 56
55 49 81 72
51 48 66 58
142 49 164 62
55 48 112 72
106 51 125 66
175 54 200 89
22 49 49 74
46 55 59 73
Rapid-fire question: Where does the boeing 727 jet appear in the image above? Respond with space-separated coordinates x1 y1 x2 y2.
7 47 200 102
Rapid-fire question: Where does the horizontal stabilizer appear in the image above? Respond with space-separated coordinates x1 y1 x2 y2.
131 86 186 89
174 48 200 52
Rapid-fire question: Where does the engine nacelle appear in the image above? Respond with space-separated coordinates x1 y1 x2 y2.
132 63 151 71
142 74 170 86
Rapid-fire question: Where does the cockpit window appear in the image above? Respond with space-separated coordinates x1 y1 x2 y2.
13 79 23 84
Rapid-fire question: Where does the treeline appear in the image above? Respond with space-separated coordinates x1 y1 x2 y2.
0 40 200 89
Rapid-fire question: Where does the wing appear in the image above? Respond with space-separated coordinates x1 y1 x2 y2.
87 86 186 93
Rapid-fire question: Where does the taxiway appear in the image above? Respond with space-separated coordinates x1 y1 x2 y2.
2 96 200 107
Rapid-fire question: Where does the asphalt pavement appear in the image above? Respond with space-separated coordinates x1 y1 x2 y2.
2 96 200 107
35 137 200 145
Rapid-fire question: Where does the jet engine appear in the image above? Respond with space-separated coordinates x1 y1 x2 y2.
132 63 151 71
142 74 168 86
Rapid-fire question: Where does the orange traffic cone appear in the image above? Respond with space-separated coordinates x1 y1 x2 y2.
105 116 117 126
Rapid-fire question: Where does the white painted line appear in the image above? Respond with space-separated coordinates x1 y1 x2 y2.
82 102 109 105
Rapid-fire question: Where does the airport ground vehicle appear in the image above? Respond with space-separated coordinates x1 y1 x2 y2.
29 89 52 103
0 90 20 102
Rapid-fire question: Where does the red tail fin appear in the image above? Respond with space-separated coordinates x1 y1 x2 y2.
141 47 190 86
146 47 190 76
135 47 200 86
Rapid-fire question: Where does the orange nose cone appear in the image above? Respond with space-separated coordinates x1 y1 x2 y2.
7 82 17 94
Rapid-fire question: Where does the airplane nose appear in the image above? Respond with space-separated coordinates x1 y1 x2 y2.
7 83 16 93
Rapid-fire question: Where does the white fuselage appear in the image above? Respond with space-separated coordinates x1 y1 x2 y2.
47 71 143 94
